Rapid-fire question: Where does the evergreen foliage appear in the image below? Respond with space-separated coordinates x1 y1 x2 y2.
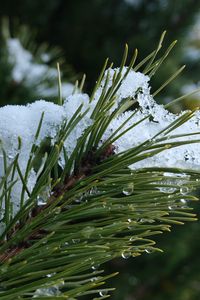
0 36 199 299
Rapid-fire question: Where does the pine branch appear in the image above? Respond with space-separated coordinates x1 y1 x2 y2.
0 33 199 299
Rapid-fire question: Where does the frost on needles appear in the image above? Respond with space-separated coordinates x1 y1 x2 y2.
0 66 200 222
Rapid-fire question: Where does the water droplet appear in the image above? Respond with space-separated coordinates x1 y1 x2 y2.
168 204 177 210
33 286 61 297
37 196 47 206
167 200 177 210
180 198 187 204
90 277 98 282
180 198 188 208
139 218 154 224
75 198 81 203
46 272 56 278
99 290 108 297
37 186 50 206
145 248 153 254
180 186 189 195
92 264 100 270
127 218 132 223
159 187 176 194
123 183 134 196
121 250 131 259
81 226 95 238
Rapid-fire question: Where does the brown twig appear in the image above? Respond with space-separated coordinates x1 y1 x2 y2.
0 144 115 263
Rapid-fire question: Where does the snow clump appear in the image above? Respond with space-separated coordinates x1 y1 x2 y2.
0 67 200 220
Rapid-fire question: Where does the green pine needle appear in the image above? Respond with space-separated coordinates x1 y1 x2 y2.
0 33 199 299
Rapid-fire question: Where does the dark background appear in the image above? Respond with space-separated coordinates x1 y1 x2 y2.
1 0 200 97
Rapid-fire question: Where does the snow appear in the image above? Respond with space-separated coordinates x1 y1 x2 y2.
1 66 200 222
106 90 200 171
94 67 150 111
0 100 66 215
184 13 200 63
7 38 74 99
185 46 200 62
0 93 93 216
7 39 57 85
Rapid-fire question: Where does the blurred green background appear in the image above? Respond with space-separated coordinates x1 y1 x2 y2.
0 0 200 299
